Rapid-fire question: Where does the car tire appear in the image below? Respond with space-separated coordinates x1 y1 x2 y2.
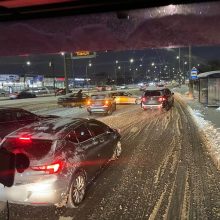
67 172 86 208
135 99 140 105
111 141 122 160
107 107 113 115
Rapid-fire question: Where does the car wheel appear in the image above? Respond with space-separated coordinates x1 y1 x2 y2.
165 103 170 111
135 99 140 105
67 172 86 208
107 107 113 115
111 141 122 160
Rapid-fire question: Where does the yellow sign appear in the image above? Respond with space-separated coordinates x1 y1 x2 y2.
71 51 96 59
75 51 90 56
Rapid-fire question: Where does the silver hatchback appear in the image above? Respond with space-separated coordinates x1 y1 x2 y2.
0 117 121 207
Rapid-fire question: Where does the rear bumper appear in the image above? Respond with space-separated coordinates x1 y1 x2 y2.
0 176 69 206
141 103 162 109
87 106 109 113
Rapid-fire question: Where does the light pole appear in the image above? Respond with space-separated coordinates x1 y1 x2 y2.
49 60 56 94
115 60 119 84
60 52 69 94
86 62 92 93
24 61 31 88
129 58 134 83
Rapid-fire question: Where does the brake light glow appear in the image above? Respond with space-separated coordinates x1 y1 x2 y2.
158 97 166 102
19 137 31 142
142 97 147 102
31 161 63 174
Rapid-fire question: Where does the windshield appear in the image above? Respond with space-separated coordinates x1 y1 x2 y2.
91 95 107 100
0 1 220 220
144 91 162 96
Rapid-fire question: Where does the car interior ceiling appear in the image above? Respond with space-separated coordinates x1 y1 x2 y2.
0 1 219 56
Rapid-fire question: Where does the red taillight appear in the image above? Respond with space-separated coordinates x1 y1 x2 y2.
158 97 166 102
31 161 63 174
142 97 147 102
19 137 31 142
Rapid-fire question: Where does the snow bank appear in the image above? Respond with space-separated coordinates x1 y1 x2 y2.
187 106 220 170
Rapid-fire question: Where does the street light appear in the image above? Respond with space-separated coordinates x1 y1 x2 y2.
26 61 31 66
118 66 121 69
176 56 180 59
130 58 134 63
115 60 119 64
151 62 155 66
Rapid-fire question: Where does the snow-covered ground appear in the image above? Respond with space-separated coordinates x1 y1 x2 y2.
173 85 220 170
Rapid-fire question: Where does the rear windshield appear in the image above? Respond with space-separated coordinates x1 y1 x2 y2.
2 138 53 160
144 91 162 96
91 95 106 99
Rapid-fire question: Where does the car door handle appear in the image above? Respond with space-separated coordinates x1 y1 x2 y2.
92 138 99 145
99 138 105 143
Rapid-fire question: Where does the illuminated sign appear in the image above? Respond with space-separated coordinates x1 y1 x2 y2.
71 51 96 59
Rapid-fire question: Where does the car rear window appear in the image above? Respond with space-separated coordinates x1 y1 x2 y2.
144 91 162 96
2 138 53 160
91 95 106 99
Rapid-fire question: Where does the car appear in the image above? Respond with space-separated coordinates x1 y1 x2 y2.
0 89 7 97
141 88 174 111
87 93 116 115
57 92 89 107
0 107 59 141
119 84 128 90
0 117 122 207
111 91 141 104
29 87 50 95
9 91 36 99
55 88 72 96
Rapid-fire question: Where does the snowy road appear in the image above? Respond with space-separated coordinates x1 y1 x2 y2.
1 95 220 220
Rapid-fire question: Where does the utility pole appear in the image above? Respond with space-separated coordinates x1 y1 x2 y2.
178 48 181 85
188 45 194 98
63 53 69 94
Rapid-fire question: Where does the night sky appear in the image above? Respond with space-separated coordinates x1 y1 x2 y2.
0 46 219 79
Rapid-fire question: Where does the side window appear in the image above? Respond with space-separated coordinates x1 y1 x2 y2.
74 124 92 143
66 130 79 143
88 121 107 136
0 111 13 122
16 111 35 121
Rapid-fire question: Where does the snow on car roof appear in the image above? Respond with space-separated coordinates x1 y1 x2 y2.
6 117 87 140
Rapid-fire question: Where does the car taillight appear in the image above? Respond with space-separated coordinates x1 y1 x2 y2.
19 137 31 142
142 97 147 102
31 161 63 174
158 97 166 102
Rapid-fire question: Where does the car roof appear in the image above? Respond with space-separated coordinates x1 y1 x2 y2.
144 87 166 91
0 107 31 112
5 117 88 140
